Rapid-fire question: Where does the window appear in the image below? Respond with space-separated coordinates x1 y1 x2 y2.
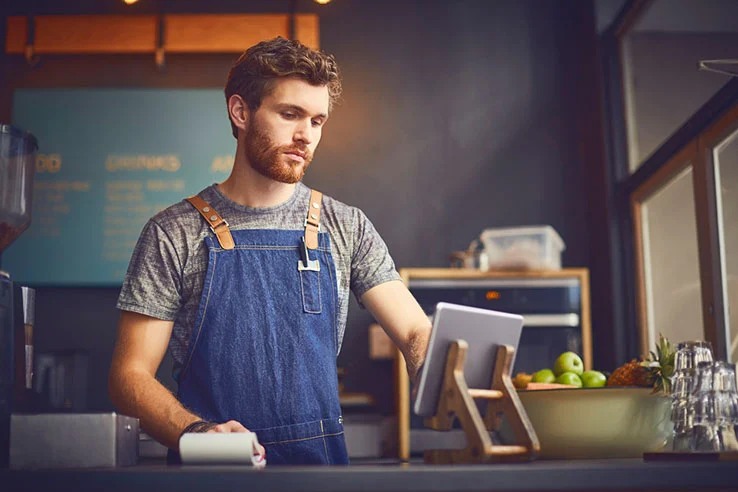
620 0 738 172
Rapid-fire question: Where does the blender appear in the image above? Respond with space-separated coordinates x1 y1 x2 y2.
0 124 37 468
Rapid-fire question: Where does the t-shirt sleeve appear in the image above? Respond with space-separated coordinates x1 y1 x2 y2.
116 218 183 321
350 208 402 303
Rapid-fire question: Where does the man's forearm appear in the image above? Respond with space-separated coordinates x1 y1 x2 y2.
359 281 432 387
402 323 431 386
109 367 200 451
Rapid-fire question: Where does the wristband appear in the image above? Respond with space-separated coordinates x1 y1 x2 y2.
180 420 216 436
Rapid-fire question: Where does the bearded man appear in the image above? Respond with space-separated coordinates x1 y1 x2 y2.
108 37 431 466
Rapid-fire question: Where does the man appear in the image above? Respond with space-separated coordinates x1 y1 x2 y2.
108 37 431 465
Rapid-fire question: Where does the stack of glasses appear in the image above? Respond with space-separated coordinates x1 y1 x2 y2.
670 341 713 451
690 361 738 452
669 340 738 452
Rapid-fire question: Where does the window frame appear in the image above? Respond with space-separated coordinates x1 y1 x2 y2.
696 103 738 359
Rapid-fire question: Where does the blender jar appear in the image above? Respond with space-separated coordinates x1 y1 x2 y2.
0 125 38 256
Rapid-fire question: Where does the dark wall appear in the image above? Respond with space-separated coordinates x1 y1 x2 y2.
0 0 601 414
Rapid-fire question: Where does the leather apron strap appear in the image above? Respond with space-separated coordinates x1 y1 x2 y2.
304 189 323 250
187 190 322 251
186 196 235 250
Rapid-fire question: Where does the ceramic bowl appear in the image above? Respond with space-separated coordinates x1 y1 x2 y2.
511 386 672 459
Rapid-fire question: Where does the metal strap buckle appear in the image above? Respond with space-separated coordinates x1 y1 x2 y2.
210 218 230 235
304 217 320 231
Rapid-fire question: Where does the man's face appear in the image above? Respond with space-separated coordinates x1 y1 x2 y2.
243 77 330 184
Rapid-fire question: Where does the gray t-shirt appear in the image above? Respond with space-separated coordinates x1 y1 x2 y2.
116 182 401 370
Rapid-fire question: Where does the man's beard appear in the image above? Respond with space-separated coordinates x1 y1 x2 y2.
244 122 313 184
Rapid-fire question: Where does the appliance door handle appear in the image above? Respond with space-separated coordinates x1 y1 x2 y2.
521 313 580 327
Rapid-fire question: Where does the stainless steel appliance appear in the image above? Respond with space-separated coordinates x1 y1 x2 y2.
9 413 139 469
0 124 38 468
409 277 586 374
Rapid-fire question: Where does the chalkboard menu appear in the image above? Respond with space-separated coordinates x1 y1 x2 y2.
4 89 236 285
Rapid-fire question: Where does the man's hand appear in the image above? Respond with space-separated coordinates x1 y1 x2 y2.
206 420 266 456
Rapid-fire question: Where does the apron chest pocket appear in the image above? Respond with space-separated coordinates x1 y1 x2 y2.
299 269 322 314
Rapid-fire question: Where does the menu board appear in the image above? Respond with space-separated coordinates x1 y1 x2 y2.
4 89 236 285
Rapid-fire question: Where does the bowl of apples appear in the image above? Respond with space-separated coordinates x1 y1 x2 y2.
508 342 674 459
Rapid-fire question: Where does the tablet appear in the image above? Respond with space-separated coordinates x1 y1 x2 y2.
413 302 524 417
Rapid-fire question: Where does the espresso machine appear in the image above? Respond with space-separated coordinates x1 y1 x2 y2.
0 124 37 468
0 125 137 470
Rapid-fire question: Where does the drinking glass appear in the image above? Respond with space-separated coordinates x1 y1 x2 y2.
671 368 695 399
669 341 714 452
674 341 714 373
688 361 738 452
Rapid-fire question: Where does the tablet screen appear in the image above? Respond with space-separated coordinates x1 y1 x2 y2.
413 302 524 417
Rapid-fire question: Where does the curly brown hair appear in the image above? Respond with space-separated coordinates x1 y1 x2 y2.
224 37 342 139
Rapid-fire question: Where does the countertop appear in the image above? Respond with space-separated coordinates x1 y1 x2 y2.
3 457 738 492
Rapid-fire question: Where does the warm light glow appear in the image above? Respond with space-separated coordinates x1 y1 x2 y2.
314 0 332 4
123 0 139 5
485 291 501 300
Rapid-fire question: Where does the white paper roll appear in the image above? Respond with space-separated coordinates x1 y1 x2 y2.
179 432 266 468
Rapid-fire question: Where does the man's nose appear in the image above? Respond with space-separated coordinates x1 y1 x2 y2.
293 119 313 145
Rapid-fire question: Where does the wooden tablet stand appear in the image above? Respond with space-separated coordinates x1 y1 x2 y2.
423 340 540 464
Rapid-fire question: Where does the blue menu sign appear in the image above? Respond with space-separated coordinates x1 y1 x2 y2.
5 89 237 285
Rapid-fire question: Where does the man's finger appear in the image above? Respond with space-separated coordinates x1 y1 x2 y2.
224 420 248 432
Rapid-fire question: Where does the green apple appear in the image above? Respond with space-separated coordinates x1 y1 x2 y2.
581 370 607 388
556 372 583 387
553 351 584 376
531 368 556 383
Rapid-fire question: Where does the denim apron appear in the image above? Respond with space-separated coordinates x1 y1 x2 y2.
171 190 348 465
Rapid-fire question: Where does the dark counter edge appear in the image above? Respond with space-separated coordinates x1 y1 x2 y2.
3 459 738 492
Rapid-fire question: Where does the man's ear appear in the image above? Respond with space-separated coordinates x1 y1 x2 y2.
228 94 249 134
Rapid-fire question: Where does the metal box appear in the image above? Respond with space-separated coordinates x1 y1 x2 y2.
10 413 139 468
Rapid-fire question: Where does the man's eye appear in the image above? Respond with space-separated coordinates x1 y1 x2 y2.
311 120 323 127
282 112 296 119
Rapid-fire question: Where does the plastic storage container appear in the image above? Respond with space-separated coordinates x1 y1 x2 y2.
480 225 565 270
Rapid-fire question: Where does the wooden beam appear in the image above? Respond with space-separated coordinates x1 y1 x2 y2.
294 14 320 51
6 15 158 54
6 14 320 56
5 16 27 54
165 14 287 52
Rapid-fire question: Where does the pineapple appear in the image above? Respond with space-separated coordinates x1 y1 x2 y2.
607 359 652 387
606 334 675 394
